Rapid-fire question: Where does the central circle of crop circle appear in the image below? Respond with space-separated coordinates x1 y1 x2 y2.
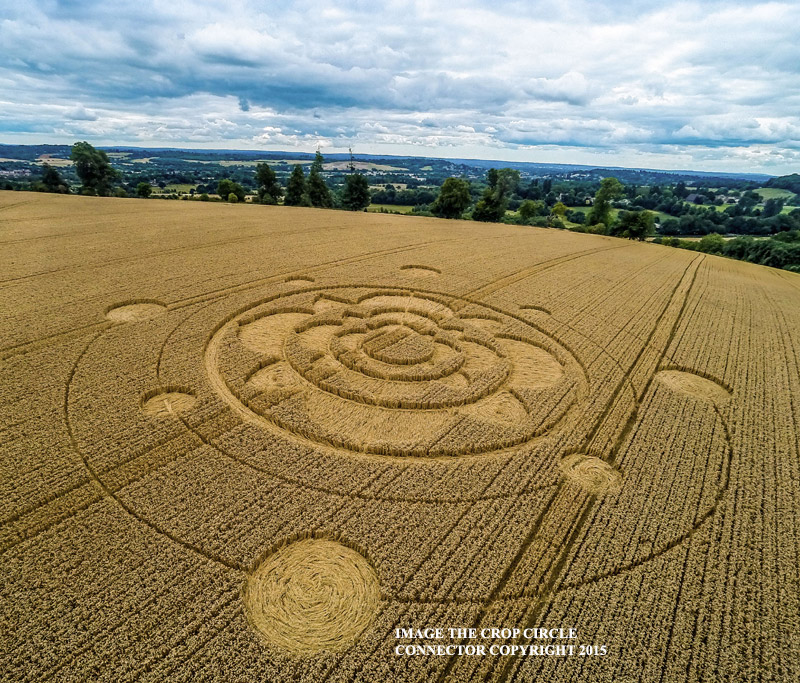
362 325 435 365
329 317 467 386
209 287 581 458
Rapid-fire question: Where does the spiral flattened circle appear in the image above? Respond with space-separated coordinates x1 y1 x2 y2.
559 453 622 494
243 539 380 654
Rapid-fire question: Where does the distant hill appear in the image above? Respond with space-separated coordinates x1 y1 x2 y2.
766 173 800 195
0 143 775 185
440 157 773 183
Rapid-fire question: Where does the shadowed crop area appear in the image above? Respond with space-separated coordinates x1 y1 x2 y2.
1 191 799 681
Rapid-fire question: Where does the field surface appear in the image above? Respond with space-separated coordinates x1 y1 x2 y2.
754 187 797 200
2 192 799 682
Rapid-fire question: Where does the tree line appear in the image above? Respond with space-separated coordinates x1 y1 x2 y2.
422 172 656 240
30 142 373 211
16 142 800 270
654 231 800 272
421 171 800 270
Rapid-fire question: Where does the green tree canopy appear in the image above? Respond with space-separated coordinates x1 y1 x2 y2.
697 232 726 254
135 181 152 198
609 210 656 240
217 178 245 202
431 177 471 219
496 168 521 196
762 197 785 218
69 141 118 196
284 164 310 206
307 150 333 208
40 164 68 193
341 173 371 211
472 168 520 222
587 177 624 227
310 149 324 174
255 163 283 205
518 199 545 222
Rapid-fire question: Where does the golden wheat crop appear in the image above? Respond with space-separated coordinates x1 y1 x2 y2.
2 191 799 682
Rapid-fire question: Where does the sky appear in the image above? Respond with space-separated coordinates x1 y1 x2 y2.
1 0 799 174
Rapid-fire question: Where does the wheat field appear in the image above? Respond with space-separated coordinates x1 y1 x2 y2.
2 191 799 682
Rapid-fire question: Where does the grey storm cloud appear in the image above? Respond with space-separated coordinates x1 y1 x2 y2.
0 0 799 172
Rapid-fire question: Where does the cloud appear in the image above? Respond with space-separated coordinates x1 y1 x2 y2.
65 105 98 121
0 0 798 173
522 72 596 106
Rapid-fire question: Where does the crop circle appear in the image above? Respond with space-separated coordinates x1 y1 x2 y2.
655 369 731 404
243 538 380 654
106 301 167 322
141 389 196 418
559 453 622 494
208 287 585 457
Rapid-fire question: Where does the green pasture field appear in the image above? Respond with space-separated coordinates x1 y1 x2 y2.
366 204 415 214
754 187 796 200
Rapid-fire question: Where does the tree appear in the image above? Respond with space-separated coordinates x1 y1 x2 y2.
217 178 245 202
431 177 471 219
567 209 586 225
307 150 333 208
587 177 624 227
255 163 283 204
70 141 118 196
762 197 785 218
518 199 545 222
472 168 520 222
547 202 568 229
227 192 238 203
498 168 521 196
609 210 656 240
525 179 542 200
341 173 371 211
697 232 726 254
40 164 68 193
136 182 152 198
284 164 310 206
